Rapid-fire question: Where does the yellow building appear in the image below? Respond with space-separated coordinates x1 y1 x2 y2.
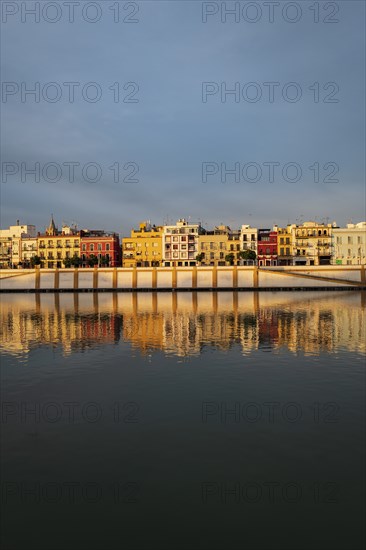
198 226 241 266
292 221 334 265
277 221 335 266
122 222 163 267
38 217 80 269
277 224 295 265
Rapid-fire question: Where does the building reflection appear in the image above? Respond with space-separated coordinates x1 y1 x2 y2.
0 292 365 358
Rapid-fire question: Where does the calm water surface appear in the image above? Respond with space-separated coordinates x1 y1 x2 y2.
1 291 365 550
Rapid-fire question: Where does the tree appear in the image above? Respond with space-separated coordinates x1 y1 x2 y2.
70 254 81 268
88 254 99 267
239 250 256 261
30 255 41 267
225 253 235 265
196 253 204 264
99 255 110 267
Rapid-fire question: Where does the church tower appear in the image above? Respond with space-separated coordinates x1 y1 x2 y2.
45 215 57 236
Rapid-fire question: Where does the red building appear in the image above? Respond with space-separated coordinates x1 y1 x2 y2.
257 228 278 266
80 230 121 267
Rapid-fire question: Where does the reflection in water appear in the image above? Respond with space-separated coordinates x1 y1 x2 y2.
0 291 365 358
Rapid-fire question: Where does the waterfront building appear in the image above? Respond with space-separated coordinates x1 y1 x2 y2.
0 221 36 268
20 237 38 267
122 222 163 267
37 217 80 269
81 230 121 267
198 226 241 266
331 222 366 265
257 227 278 266
163 219 205 267
240 225 258 254
277 225 295 266
292 221 334 266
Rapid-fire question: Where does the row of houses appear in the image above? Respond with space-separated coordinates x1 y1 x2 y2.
122 219 366 267
0 218 120 269
1 217 366 269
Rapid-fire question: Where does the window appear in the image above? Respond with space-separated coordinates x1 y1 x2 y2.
348 237 353 244
106 243 110 251
82 244 86 251
286 247 290 255
357 236 362 244
286 238 290 244
90 244 94 251
280 247 284 255
98 243 102 251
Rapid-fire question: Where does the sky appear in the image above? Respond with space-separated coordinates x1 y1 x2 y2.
1 0 365 237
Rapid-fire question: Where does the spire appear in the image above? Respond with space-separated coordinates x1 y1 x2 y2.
46 215 57 236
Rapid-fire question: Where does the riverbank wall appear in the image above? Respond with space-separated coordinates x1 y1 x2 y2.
0 266 365 292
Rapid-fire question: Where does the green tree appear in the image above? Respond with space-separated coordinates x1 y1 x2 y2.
225 253 235 265
88 254 99 267
239 250 256 261
99 255 110 267
70 254 81 268
30 255 41 267
196 253 204 264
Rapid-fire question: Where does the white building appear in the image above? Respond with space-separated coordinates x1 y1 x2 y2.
0 222 36 267
163 219 205 267
332 222 366 265
240 225 258 253
21 237 38 267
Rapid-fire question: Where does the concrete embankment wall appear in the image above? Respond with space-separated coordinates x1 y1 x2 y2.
0 266 365 292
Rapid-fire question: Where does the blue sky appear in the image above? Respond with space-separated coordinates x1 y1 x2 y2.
1 0 365 236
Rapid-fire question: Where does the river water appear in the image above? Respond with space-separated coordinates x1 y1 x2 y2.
1 291 365 550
